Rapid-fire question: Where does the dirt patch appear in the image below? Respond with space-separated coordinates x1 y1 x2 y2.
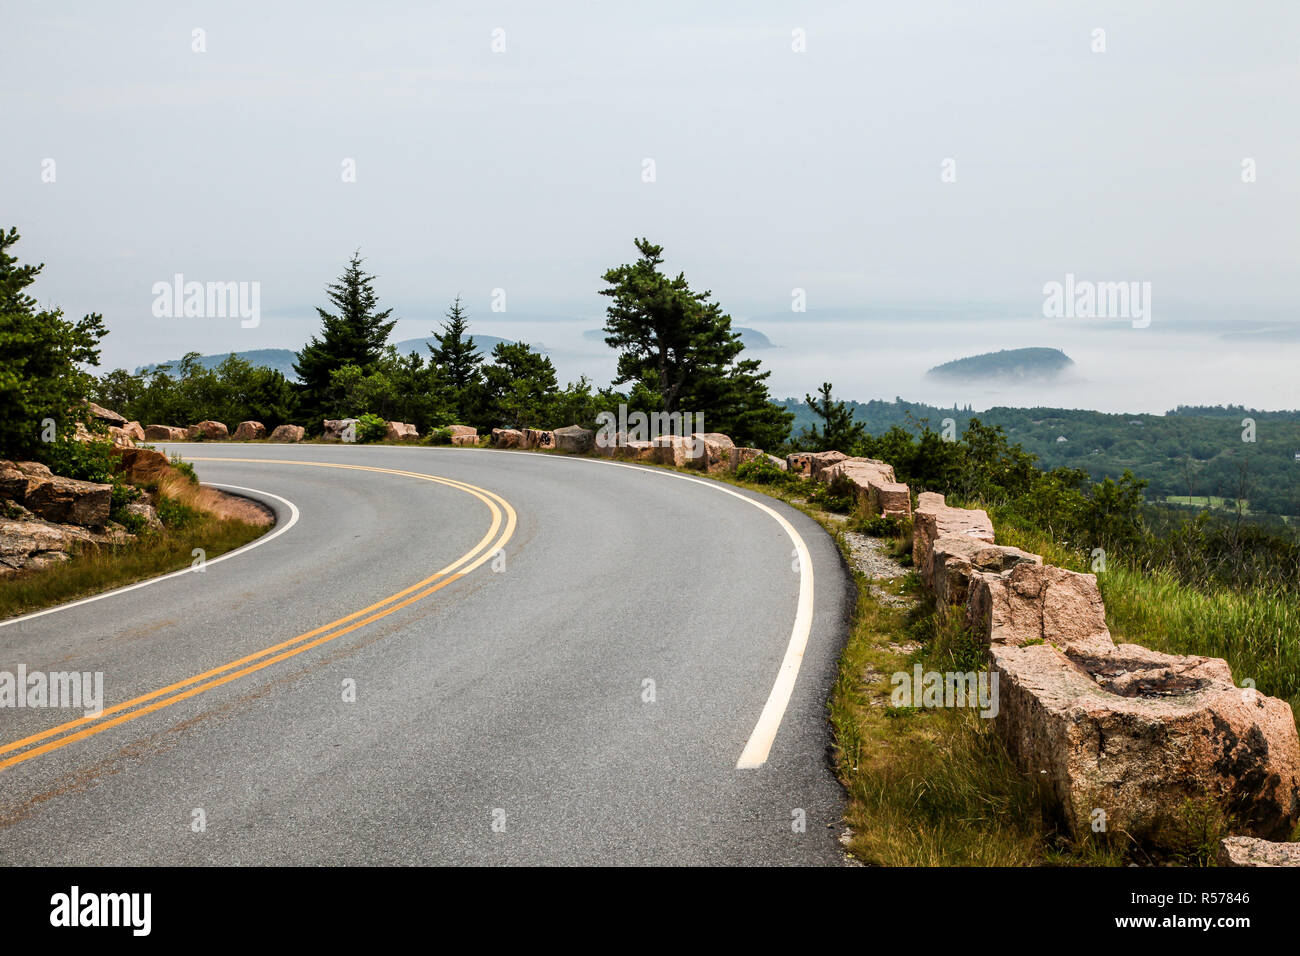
200 487 275 526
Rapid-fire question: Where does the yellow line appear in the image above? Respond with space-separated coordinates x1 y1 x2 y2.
0 459 516 772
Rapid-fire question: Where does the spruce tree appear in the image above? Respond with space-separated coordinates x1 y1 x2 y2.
428 296 483 422
798 382 866 452
294 252 396 424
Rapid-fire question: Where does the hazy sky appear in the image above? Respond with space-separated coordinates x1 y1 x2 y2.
3 0 1297 398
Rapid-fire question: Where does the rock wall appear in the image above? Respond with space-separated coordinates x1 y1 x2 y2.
897 472 1300 852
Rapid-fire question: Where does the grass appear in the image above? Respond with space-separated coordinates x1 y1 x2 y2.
717 474 1263 864
0 472 269 620
1164 494 1251 513
1100 564 1300 712
828 571 1064 865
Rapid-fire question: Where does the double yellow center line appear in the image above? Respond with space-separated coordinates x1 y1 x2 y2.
0 459 516 773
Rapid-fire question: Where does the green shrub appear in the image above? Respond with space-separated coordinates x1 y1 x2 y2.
810 479 854 513
43 437 114 484
735 455 792 486
854 514 902 538
355 413 388 443
426 426 453 446
155 495 199 529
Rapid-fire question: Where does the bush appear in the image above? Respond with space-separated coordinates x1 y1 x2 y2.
426 426 453 446
855 514 902 538
43 437 114 484
155 494 198 529
168 455 199 484
355 413 387 443
735 455 791 486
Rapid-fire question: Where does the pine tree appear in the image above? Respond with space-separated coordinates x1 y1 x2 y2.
428 296 483 423
600 238 792 448
0 227 107 459
481 341 559 429
798 382 866 452
294 252 396 424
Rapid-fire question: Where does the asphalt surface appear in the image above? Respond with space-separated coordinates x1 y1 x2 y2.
0 443 853 865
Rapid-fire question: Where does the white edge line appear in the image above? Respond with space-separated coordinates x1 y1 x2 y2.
0 483 300 630
536 453 816 770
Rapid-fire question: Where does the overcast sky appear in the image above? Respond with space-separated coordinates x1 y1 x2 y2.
2 0 1297 378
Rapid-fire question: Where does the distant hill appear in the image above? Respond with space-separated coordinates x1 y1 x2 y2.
926 347 1073 382
136 349 301 379
777 396 1300 519
390 334 515 357
137 335 518 381
582 326 775 349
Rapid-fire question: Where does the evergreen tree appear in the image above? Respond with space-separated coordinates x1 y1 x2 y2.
600 238 792 448
0 227 107 460
294 251 396 424
428 296 483 423
481 341 559 429
798 382 867 452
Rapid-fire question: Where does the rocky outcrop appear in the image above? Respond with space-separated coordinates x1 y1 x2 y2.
85 401 126 427
0 518 133 577
187 420 229 440
731 447 763 470
653 435 691 468
121 421 146 442
913 492 995 587
967 563 1113 656
451 434 479 447
0 459 125 576
3 461 111 527
144 425 188 441
686 433 734 473
323 419 358 442
930 535 1041 607
233 421 266 441
268 424 305 443
521 428 554 450
554 425 595 454
763 453 788 471
786 450 848 478
624 440 656 462
821 457 912 518
491 428 524 449
991 641 1300 842
1217 836 1300 867
593 431 627 458
385 422 418 441
448 425 477 439
105 426 136 448
110 447 173 484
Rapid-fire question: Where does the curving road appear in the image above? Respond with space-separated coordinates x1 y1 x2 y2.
0 444 853 865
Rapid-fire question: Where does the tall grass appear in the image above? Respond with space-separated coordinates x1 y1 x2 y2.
1100 565 1300 712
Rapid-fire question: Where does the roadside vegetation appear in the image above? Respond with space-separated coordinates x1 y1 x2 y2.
732 390 1299 864
0 445 268 619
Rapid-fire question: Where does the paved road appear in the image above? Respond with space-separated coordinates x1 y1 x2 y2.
0 444 853 865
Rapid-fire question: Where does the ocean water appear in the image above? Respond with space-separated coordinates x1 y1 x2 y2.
461 305 1300 416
